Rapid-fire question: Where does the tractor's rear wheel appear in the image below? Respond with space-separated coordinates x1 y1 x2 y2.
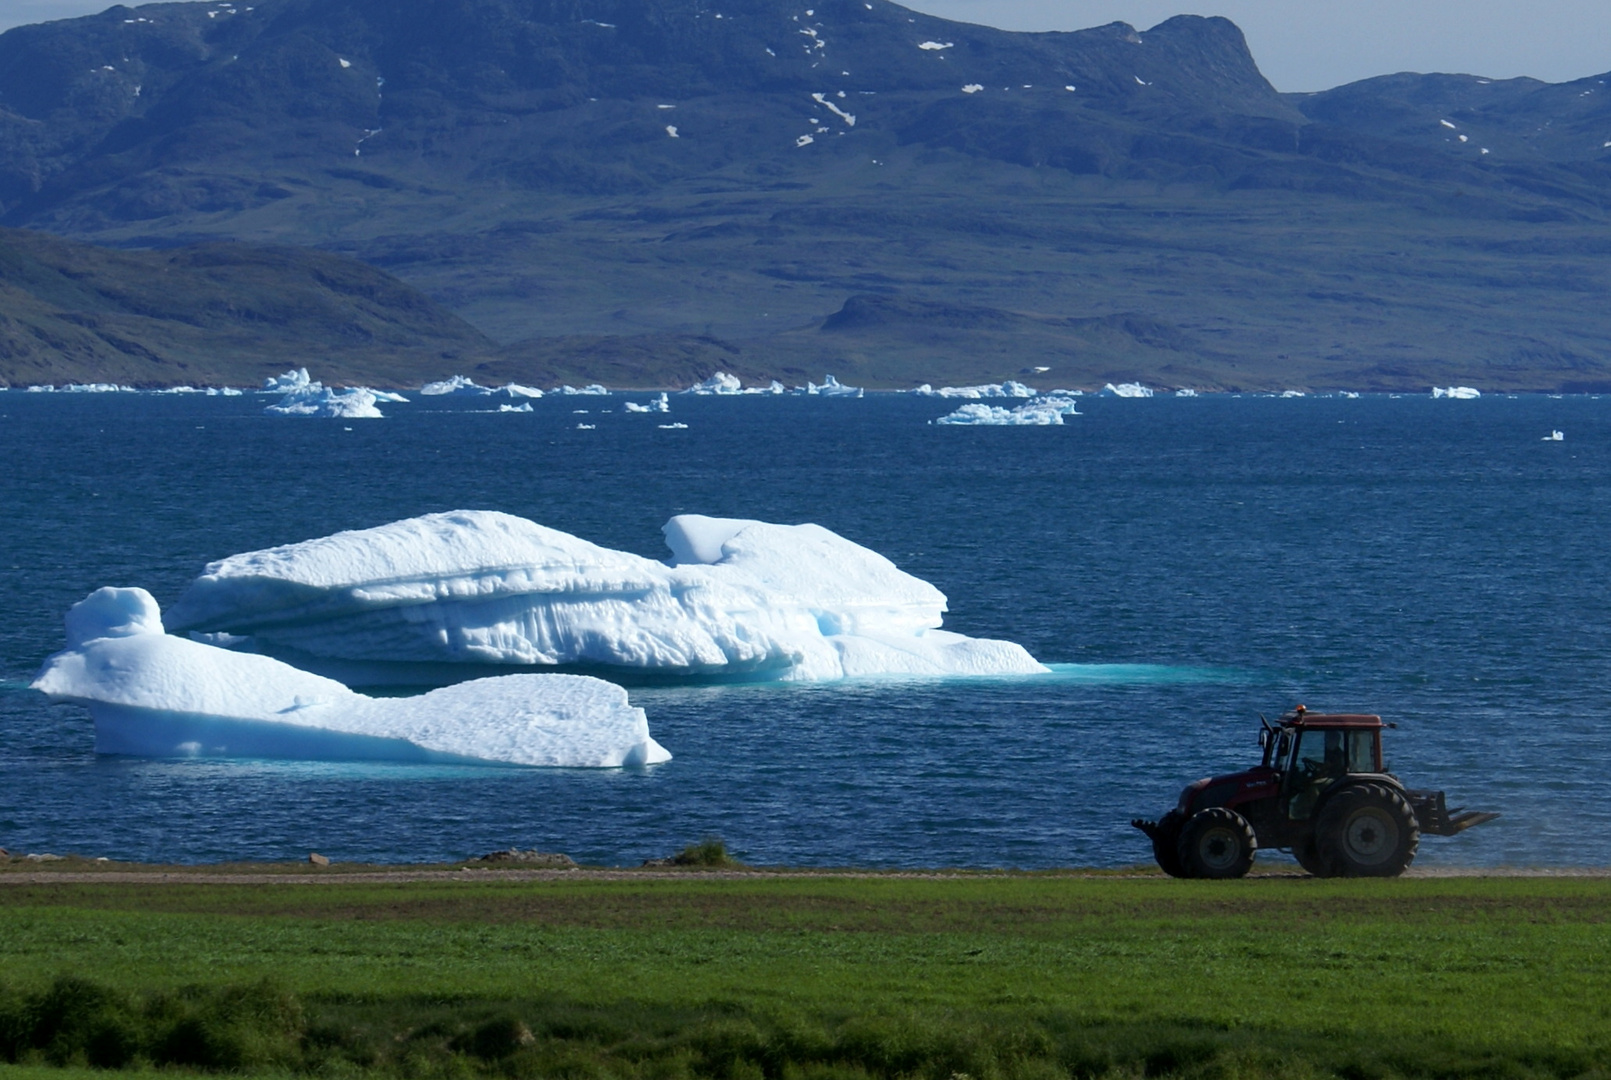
1177 807 1256 879
1151 810 1189 878
1315 782 1419 877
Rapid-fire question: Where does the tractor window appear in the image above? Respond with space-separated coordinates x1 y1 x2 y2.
1266 731 1292 772
1346 730 1376 773
1293 729 1346 780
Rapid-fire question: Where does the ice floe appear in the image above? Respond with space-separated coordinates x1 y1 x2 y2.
685 371 744 394
934 392 1082 426
683 373 784 395
264 370 388 418
421 375 490 396
1432 386 1481 399
918 41 953 50
63 383 137 393
806 374 862 397
1544 429 1564 441
552 384 611 396
625 393 671 413
1102 382 1154 398
494 383 544 399
913 381 1036 399
33 587 668 767
1175 388 1199 397
162 511 1046 683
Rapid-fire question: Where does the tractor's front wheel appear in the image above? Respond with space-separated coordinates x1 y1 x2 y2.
1177 807 1257 879
1315 782 1419 877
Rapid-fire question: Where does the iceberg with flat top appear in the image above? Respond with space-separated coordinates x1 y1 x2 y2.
164 511 1046 683
33 587 669 767
935 392 1082 426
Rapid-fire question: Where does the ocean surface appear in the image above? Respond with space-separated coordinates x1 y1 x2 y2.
1 389 1606 869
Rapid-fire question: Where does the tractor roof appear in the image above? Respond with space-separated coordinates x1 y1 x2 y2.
1278 707 1383 729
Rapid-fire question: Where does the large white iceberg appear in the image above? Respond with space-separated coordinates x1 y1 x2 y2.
164 511 1046 683
1432 386 1480 399
33 587 669 767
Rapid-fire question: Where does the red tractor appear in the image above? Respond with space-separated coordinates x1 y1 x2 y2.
1132 706 1499 878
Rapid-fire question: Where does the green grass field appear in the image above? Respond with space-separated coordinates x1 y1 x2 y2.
2 873 1607 1078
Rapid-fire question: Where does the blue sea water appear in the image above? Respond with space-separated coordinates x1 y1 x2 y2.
1 389 1607 869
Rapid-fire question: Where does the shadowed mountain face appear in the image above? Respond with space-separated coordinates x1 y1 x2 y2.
1 0 1610 391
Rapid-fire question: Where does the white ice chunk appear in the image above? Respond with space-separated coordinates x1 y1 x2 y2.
1544 429 1564 441
961 84 983 93
1432 386 1481 399
553 384 610 395
685 371 745 394
796 134 815 146
811 92 856 125
499 403 533 413
806 374 862 397
918 41 953 50
493 383 544 399
1440 118 1457 129
64 383 137 393
625 393 671 413
1280 389 1305 398
662 514 754 565
1176 388 1199 397
421 375 490 396
34 588 668 767
338 57 351 68
263 368 313 393
659 422 689 429
914 381 1035 398
265 376 386 418
163 511 1046 682
666 125 680 137
1101 382 1153 397
934 392 1082 426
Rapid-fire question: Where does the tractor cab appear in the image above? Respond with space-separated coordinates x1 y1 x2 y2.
1259 707 1387 821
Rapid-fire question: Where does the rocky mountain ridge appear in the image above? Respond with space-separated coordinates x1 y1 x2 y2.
1 0 1609 390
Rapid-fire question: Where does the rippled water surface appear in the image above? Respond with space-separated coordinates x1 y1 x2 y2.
1 390 1607 868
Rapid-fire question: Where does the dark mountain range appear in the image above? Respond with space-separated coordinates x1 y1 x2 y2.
0 226 494 386
1 0 1610 390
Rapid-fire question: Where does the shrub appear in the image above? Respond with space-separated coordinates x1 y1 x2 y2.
672 837 741 868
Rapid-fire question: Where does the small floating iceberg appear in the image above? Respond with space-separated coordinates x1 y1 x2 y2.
32 588 670 767
1544 429 1564 441
494 383 544 399
685 372 743 395
1101 382 1153 398
1432 386 1480 399
420 376 490 396
935 392 1082 426
913 382 1037 399
806 374 863 397
625 393 672 413
264 370 386 419
163 511 1046 683
553 384 611 396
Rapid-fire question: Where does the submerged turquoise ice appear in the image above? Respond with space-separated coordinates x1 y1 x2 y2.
1 390 1607 868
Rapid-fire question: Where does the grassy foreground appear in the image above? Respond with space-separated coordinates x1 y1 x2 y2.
1 873 1607 1079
